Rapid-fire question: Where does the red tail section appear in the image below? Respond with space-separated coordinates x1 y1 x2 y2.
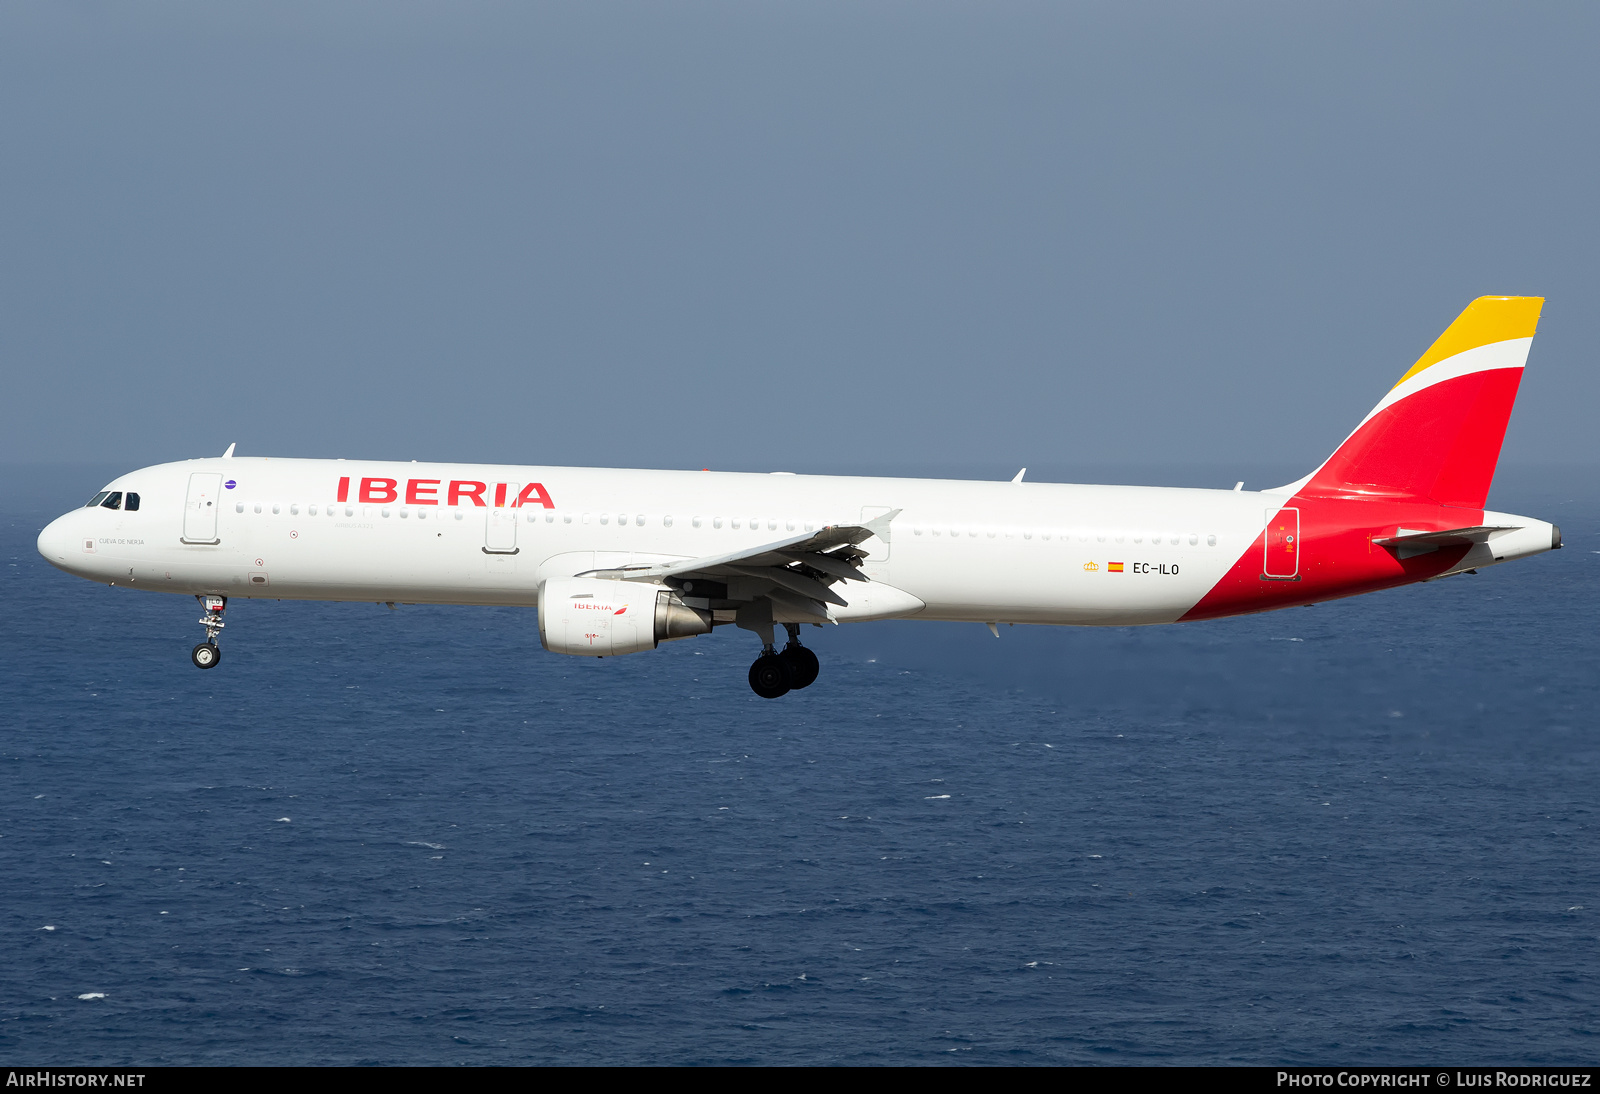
1182 296 1543 623
1300 296 1541 508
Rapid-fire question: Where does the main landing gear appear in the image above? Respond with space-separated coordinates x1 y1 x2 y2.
191 594 226 670
747 623 821 699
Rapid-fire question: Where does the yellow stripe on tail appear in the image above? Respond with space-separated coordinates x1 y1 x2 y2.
1392 296 1543 389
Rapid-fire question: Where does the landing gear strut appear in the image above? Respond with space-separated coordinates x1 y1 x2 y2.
191 594 226 670
747 624 820 698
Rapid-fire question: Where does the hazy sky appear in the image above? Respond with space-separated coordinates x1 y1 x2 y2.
2 2 1596 480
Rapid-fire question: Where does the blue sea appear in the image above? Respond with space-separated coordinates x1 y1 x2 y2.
2 466 1596 1065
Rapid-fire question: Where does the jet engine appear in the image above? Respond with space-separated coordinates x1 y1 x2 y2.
538 577 713 657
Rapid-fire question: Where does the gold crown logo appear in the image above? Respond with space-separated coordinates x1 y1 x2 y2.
1083 560 1099 572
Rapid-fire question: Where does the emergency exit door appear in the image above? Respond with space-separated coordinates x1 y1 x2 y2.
860 506 893 562
181 473 223 544
485 487 519 554
1263 507 1300 579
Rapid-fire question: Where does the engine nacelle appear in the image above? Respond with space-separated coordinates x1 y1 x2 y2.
538 577 713 657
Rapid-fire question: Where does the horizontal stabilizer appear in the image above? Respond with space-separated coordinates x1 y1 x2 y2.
1373 525 1518 548
1374 524 1519 559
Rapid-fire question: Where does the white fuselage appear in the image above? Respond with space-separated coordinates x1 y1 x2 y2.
38 456 1273 626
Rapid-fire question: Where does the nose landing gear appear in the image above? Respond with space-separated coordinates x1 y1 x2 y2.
747 623 820 698
191 594 226 669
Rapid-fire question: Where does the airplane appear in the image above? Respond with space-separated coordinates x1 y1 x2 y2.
37 296 1561 698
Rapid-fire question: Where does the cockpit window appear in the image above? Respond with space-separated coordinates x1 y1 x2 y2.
87 491 110 508
124 492 141 512
100 492 122 510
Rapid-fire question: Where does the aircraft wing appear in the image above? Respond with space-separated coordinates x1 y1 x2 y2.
576 510 899 620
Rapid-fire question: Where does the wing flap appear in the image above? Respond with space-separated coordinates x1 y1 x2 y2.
725 564 849 607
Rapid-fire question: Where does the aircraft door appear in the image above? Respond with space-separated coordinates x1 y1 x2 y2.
485 485 519 554
860 505 893 562
182 473 224 544
1263 507 1300 579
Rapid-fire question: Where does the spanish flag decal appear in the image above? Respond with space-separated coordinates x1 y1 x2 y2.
1108 562 1124 572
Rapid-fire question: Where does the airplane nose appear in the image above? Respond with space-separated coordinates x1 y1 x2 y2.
37 512 81 571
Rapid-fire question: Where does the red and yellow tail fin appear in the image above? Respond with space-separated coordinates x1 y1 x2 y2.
1301 296 1542 508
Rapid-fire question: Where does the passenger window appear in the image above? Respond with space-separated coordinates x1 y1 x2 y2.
290 504 300 516
272 504 280 515
308 505 318 516
101 492 122 510
1188 534 1198 546
599 514 609 525
713 517 723 529
1207 535 1216 546
236 503 244 514
124 492 140 511
254 504 263 514
86 491 110 508
664 515 674 528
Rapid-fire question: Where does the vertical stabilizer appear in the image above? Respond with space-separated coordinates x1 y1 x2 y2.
1299 296 1542 508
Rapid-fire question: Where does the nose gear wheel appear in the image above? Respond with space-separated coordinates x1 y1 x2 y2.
191 594 227 669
